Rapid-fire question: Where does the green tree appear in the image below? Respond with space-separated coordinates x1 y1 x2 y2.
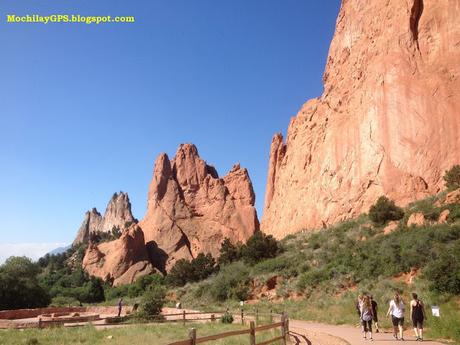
167 259 192 286
191 253 217 281
444 165 460 191
368 196 404 225
0 256 51 310
240 232 281 265
218 238 242 265
167 253 218 286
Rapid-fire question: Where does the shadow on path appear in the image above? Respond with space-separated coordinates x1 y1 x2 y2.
289 330 312 345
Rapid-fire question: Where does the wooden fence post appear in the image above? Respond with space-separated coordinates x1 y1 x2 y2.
255 308 259 325
280 313 287 345
183 310 186 326
285 314 290 343
211 314 215 322
269 309 273 324
241 308 244 325
189 328 197 345
249 321 256 345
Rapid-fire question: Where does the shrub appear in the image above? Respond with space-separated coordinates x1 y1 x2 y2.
50 296 80 307
423 240 460 294
210 262 250 301
167 253 218 286
241 232 281 265
444 165 460 191
369 196 404 225
104 284 130 301
139 285 166 318
297 268 330 291
221 312 234 324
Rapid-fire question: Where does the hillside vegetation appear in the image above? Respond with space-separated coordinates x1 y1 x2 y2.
1 166 460 343
170 189 460 343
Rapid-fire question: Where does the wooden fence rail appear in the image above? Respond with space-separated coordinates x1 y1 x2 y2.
165 313 289 345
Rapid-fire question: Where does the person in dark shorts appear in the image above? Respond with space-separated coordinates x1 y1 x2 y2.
410 293 426 341
117 298 123 317
370 295 380 333
360 295 374 341
386 293 405 340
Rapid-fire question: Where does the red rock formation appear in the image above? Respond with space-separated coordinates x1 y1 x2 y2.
140 144 259 271
73 192 135 245
82 225 154 286
262 0 460 238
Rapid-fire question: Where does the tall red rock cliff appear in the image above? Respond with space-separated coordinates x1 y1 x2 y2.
262 0 460 238
73 192 135 245
140 144 259 271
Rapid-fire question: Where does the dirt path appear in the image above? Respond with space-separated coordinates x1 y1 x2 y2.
288 320 445 345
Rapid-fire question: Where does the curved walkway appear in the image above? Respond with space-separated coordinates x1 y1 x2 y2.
288 320 445 345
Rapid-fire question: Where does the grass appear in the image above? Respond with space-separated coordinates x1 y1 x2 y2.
0 321 282 345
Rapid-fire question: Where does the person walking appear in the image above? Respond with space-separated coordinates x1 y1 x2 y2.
117 298 123 317
360 295 374 341
370 295 380 333
386 293 405 341
410 293 426 341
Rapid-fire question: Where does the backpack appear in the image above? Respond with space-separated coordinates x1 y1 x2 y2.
362 308 373 322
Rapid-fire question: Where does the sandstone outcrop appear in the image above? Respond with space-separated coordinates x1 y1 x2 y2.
140 144 259 271
383 221 399 235
262 0 460 238
82 225 154 286
442 189 460 205
438 209 450 224
73 192 135 245
407 212 425 227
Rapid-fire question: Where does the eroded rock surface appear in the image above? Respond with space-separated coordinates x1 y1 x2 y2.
82 225 154 286
140 144 259 271
262 0 460 238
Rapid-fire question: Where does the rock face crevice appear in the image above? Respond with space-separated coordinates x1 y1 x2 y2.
262 0 460 239
410 0 424 44
140 143 259 272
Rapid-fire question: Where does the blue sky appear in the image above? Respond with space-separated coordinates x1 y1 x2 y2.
0 0 341 259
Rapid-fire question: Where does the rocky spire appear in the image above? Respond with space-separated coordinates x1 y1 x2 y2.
72 192 135 246
140 143 259 272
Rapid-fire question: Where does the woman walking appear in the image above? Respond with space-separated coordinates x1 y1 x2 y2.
386 293 405 341
370 295 380 333
360 295 374 341
410 293 426 341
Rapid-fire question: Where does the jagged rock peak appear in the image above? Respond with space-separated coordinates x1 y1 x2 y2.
140 143 259 272
72 191 135 246
261 0 460 239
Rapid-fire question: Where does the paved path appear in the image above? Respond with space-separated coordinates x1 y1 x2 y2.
288 320 445 345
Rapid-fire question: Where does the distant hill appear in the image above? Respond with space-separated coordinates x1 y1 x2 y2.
47 245 71 256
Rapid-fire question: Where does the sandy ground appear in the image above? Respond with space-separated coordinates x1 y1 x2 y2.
289 320 445 345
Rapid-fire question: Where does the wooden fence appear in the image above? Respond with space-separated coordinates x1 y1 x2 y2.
165 313 289 345
150 308 282 326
